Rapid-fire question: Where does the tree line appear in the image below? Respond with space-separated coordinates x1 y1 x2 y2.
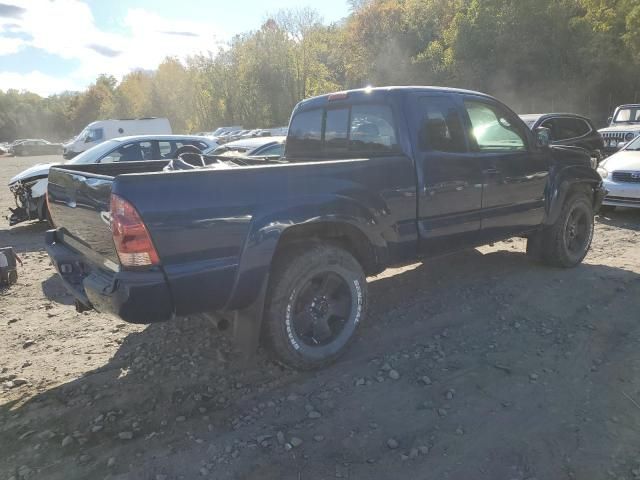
2 0 640 142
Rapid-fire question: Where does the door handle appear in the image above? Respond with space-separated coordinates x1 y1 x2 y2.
482 168 500 175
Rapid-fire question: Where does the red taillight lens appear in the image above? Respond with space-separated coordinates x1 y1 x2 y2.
110 193 159 267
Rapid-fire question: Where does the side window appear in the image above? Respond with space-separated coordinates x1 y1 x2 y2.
87 128 103 142
554 118 585 140
417 97 466 153
139 141 154 160
287 109 323 158
255 144 285 157
539 119 556 141
573 118 591 137
464 100 526 151
101 141 151 163
324 108 350 156
350 104 399 155
158 141 173 158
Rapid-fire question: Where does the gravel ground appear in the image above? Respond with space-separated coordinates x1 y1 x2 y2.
1 154 640 480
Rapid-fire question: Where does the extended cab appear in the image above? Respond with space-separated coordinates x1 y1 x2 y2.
45 87 606 369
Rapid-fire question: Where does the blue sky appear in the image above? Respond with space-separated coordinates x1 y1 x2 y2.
0 0 350 96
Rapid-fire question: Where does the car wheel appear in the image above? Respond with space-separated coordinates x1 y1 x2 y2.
538 192 594 268
263 243 367 370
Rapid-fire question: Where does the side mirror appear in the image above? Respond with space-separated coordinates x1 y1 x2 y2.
535 127 551 148
607 116 613 124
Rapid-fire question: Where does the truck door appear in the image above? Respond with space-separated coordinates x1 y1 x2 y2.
410 94 484 252
461 97 549 237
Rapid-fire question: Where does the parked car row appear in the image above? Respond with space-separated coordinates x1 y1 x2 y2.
197 126 288 145
1 139 63 156
206 136 286 159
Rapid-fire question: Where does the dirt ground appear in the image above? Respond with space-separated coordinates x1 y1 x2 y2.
1 154 640 480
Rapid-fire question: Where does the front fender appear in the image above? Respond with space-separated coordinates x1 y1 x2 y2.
545 164 603 226
225 194 386 311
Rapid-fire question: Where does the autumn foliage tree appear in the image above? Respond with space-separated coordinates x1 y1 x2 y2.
2 2 640 141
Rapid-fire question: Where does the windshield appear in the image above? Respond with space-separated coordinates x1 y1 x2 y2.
624 134 640 151
66 139 121 164
613 107 640 123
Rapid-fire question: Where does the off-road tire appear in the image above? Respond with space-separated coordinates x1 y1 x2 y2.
263 243 367 370
530 192 594 268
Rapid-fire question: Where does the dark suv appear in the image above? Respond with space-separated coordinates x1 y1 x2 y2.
520 113 604 166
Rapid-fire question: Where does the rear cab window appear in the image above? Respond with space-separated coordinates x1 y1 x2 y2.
286 101 399 160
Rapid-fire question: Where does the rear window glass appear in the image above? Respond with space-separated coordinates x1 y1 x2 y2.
287 109 323 158
287 103 399 159
350 104 398 154
325 108 350 155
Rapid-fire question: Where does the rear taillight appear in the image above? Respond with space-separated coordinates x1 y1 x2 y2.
110 194 159 267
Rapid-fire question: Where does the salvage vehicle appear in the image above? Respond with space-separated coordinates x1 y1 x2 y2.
205 136 286 159
520 113 604 167
598 104 640 155
45 86 605 370
8 135 214 227
63 118 172 159
11 139 63 156
597 133 640 210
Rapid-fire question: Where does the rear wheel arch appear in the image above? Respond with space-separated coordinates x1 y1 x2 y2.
273 221 383 276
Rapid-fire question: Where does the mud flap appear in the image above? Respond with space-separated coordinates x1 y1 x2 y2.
233 276 268 363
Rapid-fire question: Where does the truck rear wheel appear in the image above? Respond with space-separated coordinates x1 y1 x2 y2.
263 244 367 370
528 192 594 268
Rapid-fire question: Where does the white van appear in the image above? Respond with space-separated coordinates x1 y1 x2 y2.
63 118 172 159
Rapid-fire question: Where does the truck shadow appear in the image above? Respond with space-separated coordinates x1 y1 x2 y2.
40 273 75 305
2 248 639 479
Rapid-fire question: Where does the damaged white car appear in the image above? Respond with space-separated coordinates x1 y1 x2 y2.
7 135 216 226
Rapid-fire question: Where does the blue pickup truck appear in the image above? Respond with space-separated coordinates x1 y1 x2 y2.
45 86 606 369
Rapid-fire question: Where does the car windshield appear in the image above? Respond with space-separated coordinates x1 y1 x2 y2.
66 139 121 164
613 107 640 123
624 135 640 151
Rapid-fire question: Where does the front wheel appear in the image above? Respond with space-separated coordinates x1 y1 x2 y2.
529 192 594 268
263 244 367 370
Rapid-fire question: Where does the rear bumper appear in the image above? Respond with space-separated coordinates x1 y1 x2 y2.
45 229 174 323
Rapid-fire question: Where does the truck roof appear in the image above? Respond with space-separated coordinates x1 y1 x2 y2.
298 86 497 110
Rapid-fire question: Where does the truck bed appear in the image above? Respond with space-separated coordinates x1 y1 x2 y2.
47 155 417 317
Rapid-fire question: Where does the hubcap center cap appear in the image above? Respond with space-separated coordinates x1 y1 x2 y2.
310 296 330 319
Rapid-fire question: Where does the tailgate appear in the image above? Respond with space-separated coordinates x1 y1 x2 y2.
47 166 118 267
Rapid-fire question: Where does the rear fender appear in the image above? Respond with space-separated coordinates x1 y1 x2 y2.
545 165 603 226
225 194 386 311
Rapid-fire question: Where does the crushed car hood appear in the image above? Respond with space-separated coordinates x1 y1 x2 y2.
8 163 54 185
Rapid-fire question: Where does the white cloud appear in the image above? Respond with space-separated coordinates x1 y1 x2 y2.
0 71 83 96
0 0 227 94
0 35 24 55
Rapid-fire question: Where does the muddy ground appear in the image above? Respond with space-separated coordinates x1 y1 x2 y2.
1 154 640 480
